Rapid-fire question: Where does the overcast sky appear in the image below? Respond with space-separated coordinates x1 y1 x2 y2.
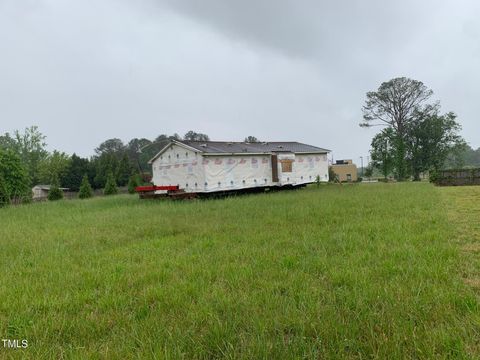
1 0 479 162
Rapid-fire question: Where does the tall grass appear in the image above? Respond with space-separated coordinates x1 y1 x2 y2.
0 183 478 358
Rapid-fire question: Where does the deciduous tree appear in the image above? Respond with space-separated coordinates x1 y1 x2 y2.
126 138 152 174
361 77 434 180
370 128 396 179
38 151 71 185
244 136 259 143
95 138 125 156
0 148 31 203
406 109 465 180
1 126 48 185
183 131 210 141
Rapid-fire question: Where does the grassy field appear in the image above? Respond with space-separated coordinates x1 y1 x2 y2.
0 183 479 359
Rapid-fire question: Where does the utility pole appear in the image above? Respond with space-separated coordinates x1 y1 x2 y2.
360 156 364 177
385 138 390 180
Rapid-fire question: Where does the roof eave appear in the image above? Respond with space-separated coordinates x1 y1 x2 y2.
294 149 331 154
202 152 270 156
202 149 330 156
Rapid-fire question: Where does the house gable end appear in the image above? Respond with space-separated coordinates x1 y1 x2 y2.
149 140 203 164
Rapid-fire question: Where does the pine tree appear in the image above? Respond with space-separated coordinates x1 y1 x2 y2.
64 154 91 191
78 174 93 199
48 175 63 201
103 171 118 195
117 153 133 186
127 174 139 194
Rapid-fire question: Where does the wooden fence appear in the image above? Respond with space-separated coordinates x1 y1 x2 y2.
433 168 480 186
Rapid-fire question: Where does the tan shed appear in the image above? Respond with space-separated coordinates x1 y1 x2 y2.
331 160 358 182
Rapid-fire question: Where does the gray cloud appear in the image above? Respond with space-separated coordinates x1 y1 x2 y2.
0 0 479 163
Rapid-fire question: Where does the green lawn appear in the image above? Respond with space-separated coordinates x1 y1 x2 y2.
0 183 479 359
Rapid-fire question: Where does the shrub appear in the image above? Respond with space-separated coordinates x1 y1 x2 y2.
48 176 63 201
429 169 439 183
364 165 374 178
104 171 118 195
128 175 141 194
78 175 93 199
328 166 337 183
140 173 152 183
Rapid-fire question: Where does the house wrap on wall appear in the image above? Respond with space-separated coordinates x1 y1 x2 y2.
149 140 330 193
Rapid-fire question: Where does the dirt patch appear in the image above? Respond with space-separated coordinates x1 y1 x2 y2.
461 243 480 253
463 278 480 289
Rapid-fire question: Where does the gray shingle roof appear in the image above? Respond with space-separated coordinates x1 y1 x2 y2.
179 140 330 154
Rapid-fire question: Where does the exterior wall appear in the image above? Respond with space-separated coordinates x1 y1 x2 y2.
197 153 328 192
331 162 358 182
202 155 272 192
32 187 49 200
289 153 329 184
151 144 204 193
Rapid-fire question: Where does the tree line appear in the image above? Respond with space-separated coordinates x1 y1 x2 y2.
449 145 480 168
0 128 261 206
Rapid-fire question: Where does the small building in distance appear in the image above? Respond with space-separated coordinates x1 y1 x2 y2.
32 185 70 200
331 159 358 182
